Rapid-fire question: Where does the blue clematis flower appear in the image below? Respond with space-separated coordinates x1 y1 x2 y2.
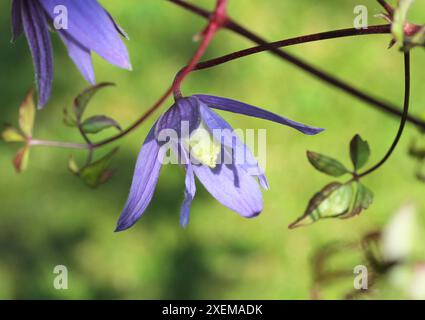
115 95 323 231
12 0 131 107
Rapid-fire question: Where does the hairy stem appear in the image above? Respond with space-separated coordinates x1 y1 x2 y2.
358 52 411 178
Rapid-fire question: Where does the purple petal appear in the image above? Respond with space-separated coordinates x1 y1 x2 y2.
155 97 201 140
116 125 164 232
199 103 269 189
193 161 263 219
21 0 53 108
38 0 131 70
195 95 324 135
11 0 23 42
180 148 196 228
58 32 95 84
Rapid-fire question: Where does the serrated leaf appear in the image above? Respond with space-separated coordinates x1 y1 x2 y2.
350 134 370 171
1 126 26 143
392 0 414 44
13 145 30 173
68 155 80 174
63 107 77 127
79 148 118 188
289 182 355 229
19 89 36 137
81 115 121 134
73 83 115 119
342 182 374 219
307 151 350 177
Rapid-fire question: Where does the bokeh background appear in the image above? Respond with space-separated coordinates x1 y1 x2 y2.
0 0 424 299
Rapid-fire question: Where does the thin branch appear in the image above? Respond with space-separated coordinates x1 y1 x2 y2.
92 0 421 150
169 0 210 19
93 0 228 149
170 0 425 129
93 86 174 148
359 52 411 178
172 0 227 97
30 139 90 150
193 25 391 72
377 0 394 17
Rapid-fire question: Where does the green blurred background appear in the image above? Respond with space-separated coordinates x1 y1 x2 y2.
0 0 424 299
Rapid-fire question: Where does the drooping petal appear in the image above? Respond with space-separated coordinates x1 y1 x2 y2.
180 148 196 228
155 97 201 141
116 125 165 232
38 0 131 70
58 32 95 84
195 94 323 135
193 160 263 218
199 102 269 189
21 0 53 108
11 0 23 42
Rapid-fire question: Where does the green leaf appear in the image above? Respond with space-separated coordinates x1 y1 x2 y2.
81 115 121 134
350 134 370 171
63 107 77 127
19 89 36 137
13 145 30 173
79 148 118 188
307 151 350 177
289 182 355 229
392 0 414 44
1 126 26 143
73 83 115 119
342 182 374 218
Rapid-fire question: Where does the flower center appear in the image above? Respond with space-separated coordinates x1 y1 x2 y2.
185 121 221 168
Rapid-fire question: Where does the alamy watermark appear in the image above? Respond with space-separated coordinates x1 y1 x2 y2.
353 265 368 290
53 5 68 30
354 5 369 30
155 122 267 176
53 265 68 290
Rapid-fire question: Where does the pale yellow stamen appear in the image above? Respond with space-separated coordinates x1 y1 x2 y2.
185 122 221 168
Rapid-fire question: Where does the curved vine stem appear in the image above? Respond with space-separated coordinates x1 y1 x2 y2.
192 25 392 71
92 25 414 149
377 0 394 17
89 1 423 151
169 0 425 129
358 52 411 179
93 0 228 149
